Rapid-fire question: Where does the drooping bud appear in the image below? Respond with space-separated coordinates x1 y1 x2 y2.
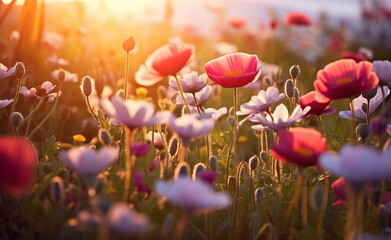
362 87 377 100
50 176 65 204
249 155 259 171
289 65 300 80
192 163 206 180
209 155 218 172
81 76 93 97
227 116 236 127
10 112 23 126
168 136 179 157
371 117 387 136
310 184 324 211
285 79 295 98
121 36 136 53
174 162 190 179
58 70 65 82
255 187 264 204
14 62 25 79
356 124 371 142
99 129 112 145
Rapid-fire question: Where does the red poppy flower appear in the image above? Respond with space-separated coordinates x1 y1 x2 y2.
341 51 367 63
299 91 335 117
271 127 327 167
0 137 37 197
204 52 261 88
285 12 312 26
314 59 379 102
228 18 246 28
135 41 195 86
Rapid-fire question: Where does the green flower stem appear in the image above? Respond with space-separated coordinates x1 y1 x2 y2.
123 128 136 202
250 170 256 210
157 124 169 178
317 177 329 240
174 75 191 114
17 99 44 132
28 84 63 139
192 93 202 116
8 74 23 134
85 95 101 126
317 115 325 137
301 171 308 226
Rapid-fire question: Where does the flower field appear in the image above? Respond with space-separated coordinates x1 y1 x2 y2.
1 0 391 239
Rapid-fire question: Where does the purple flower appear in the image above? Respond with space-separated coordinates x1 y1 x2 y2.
130 142 151 157
20 81 59 102
0 63 14 80
199 171 218 184
373 60 391 85
189 106 227 120
134 169 151 194
0 99 13 109
169 72 207 94
168 114 215 140
175 85 212 107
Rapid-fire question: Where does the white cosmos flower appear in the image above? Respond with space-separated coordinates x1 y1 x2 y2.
169 72 207 94
249 104 310 131
60 146 118 177
0 99 13 108
176 85 212 107
339 86 390 122
237 87 285 125
106 203 149 236
100 96 172 129
0 63 14 80
168 114 215 140
155 177 231 213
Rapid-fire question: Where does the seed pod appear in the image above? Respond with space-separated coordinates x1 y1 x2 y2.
192 163 206 180
289 65 300 80
14 62 25 79
285 79 295 98
168 136 179 157
10 112 23 126
356 124 370 142
249 155 259 171
255 187 264 204
50 176 65 204
99 129 111 145
174 162 190 179
209 155 218 172
362 87 377 100
58 70 65 82
81 76 93 97
310 185 324 211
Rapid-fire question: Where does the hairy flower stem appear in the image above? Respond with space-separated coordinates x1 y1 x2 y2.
18 99 44 132
232 162 248 227
28 84 63 139
174 213 189 240
317 115 325 137
350 97 356 141
85 96 101 126
317 177 329 240
8 74 23 134
250 170 256 210
301 172 308 226
345 185 364 240
286 172 303 218
366 99 370 125
157 125 170 178
123 128 136 202
174 75 191 114
124 52 130 99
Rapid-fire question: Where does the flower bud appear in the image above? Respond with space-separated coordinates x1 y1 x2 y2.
14 62 25 79
228 106 235 116
227 116 236 127
255 187 264 204
249 155 259 171
289 65 300 80
209 155 218 172
174 162 190 179
362 87 377 100
58 70 65 82
227 176 236 197
168 136 179 157
260 151 267 164
371 117 387 136
294 88 300 104
192 163 206 180
116 89 124 99
361 103 368 113
356 124 370 142
310 185 324 211
263 76 272 86
10 112 23 126
98 129 111 145
122 36 136 53
285 79 295 98
81 76 93 97
50 176 65 204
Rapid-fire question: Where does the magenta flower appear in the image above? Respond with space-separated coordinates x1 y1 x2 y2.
130 142 151 157
299 91 335 117
373 60 391 85
199 171 218 184
20 81 59 102
0 63 14 80
100 96 172 129
134 169 151 194
168 114 215 140
204 53 261 88
169 72 207 94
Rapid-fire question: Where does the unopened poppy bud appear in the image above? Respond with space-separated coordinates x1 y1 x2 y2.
58 70 65 82
174 162 190 179
357 124 370 142
116 89 124 99
371 117 387 136
169 136 179 157
99 129 111 145
362 87 377 100
294 88 300 104
255 187 264 204
50 176 65 204
14 62 25 79
227 176 236 197
209 155 218 172
121 36 136 53
249 155 259 171
227 116 236 127
285 79 295 98
263 76 272 86
361 103 368 113
310 185 324 211
289 65 300 80
81 76 93 97
228 106 235 116
11 112 23 126
260 151 267 163
192 163 206 180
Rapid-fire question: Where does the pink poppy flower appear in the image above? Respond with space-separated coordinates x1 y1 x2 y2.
299 91 335 117
0 99 13 109
204 53 261 88
271 127 327 167
20 81 59 102
331 177 347 206
135 41 195 86
0 63 14 80
341 51 367 63
285 12 312 26
314 59 379 102
0 137 37 197
47 55 69 67
228 18 246 28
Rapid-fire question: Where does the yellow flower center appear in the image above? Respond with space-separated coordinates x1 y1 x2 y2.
336 77 353 85
73 134 86 143
224 70 244 76
295 147 313 157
